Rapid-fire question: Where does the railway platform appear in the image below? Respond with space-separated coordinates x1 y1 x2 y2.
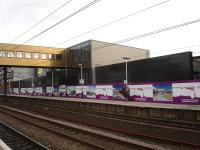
1 95 200 122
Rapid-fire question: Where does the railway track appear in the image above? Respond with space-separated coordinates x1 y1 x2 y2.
0 105 199 150
0 121 48 150
33 102 200 131
4 101 200 144
5 99 200 131
0 105 158 150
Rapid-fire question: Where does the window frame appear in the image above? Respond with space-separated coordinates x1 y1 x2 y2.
7 51 15 58
33 52 40 59
0 50 6 57
16 51 23 58
24 52 32 59
41 53 47 60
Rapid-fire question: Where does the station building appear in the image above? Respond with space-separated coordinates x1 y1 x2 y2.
65 40 149 84
0 40 149 88
0 40 199 91
96 52 200 83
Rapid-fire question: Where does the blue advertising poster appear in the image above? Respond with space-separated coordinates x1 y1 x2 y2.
113 84 129 100
86 85 96 99
59 85 67 97
67 86 76 97
153 83 172 101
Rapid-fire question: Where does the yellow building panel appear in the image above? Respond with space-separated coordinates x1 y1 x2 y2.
0 43 66 67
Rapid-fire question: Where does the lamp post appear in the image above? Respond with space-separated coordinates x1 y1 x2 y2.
51 69 54 88
32 69 34 88
79 64 84 85
122 57 130 84
79 64 83 80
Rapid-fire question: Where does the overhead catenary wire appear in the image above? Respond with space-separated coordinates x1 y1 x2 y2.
54 0 171 46
13 0 101 50
8 0 73 45
0 0 73 69
30 18 200 67
92 18 200 51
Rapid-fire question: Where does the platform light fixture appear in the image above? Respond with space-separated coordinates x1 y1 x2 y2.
122 57 130 84
79 64 84 85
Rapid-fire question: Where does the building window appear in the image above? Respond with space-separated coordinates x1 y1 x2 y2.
51 54 56 60
33 53 39 59
0 50 6 57
16 51 23 58
56 54 62 60
41 53 47 59
7 51 14 58
24 52 32 59
48 54 52 60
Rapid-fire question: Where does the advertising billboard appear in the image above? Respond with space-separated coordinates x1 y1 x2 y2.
129 84 153 101
67 86 76 97
35 87 44 96
95 85 113 100
13 88 19 95
21 88 27 95
113 84 129 100
173 82 200 103
59 85 67 97
27 88 34 95
153 83 173 102
46 87 54 96
86 85 96 99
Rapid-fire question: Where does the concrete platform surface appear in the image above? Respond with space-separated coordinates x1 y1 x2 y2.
8 95 200 111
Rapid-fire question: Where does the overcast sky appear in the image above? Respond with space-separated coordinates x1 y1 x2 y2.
0 0 200 57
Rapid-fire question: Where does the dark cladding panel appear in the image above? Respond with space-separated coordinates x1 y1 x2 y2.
96 52 193 83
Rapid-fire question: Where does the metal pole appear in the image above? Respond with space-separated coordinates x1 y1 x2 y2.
81 65 83 79
32 69 34 88
11 70 13 93
19 80 20 89
3 66 7 96
125 60 128 83
122 57 130 84
52 69 54 87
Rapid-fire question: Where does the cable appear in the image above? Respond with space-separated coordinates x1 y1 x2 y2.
1 0 101 69
8 0 73 45
92 18 200 51
54 0 171 46
27 18 200 67
13 0 101 50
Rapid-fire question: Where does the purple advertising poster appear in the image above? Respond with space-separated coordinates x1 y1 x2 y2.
53 86 60 97
21 88 27 95
67 86 76 97
13 88 19 95
35 87 44 96
59 85 67 97
76 86 86 98
95 85 113 100
153 83 173 102
113 84 129 100
129 84 153 101
46 87 54 96
27 88 34 95
173 82 200 104
86 85 96 99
